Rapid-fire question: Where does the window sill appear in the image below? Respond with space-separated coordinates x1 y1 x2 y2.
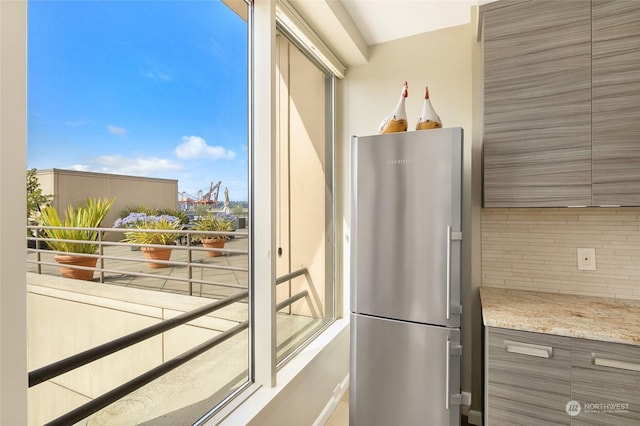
216 317 350 425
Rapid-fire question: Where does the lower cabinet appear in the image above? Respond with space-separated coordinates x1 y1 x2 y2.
486 328 640 425
486 328 571 425
571 338 640 426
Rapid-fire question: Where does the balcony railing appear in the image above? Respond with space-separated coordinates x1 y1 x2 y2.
26 224 313 425
27 224 249 297
32 291 250 426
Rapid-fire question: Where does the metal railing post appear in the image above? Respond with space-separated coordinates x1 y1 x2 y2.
35 227 42 275
99 228 104 283
187 233 193 296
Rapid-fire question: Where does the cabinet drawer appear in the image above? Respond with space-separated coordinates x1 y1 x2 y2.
571 338 640 425
487 327 571 425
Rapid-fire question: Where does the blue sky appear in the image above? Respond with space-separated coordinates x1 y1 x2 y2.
27 0 248 201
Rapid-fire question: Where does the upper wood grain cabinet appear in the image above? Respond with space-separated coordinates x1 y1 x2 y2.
591 0 640 206
482 0 592 207
482 0 640 207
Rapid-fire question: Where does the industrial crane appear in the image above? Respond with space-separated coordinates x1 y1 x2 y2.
199 181 221 206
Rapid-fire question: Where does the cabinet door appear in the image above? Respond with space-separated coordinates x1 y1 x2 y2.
486 327 571 425
571 338 640 425
482 0 592 207
591 0 640 206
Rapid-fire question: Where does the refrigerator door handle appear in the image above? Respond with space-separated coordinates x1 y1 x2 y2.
447 226 463 320
446 226 452 320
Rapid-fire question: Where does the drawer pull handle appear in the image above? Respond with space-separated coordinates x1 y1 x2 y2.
592 355 640 372
504 340 553 358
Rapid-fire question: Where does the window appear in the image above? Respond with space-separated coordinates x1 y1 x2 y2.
274 30 336 364
25 1 340 423
26 1 251 424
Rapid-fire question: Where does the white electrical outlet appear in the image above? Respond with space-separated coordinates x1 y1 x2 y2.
577 248 596 271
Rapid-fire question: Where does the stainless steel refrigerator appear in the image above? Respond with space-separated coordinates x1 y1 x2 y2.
350 127 463 425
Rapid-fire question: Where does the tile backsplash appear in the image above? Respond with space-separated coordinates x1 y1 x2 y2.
482 208 640 300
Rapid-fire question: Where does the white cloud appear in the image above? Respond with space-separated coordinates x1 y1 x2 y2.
107 125 128 137
174 136 236 160
68 155 182 177
144 69 172 82
67 164 90 171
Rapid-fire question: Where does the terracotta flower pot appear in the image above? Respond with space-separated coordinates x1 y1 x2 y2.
54 254 98 281
202 238 225 257
141 247 173 268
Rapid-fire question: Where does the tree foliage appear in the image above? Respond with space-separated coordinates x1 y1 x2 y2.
27 168 52 223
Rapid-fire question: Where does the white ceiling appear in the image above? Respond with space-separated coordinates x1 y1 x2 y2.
340 0 478 45
288 0 486 68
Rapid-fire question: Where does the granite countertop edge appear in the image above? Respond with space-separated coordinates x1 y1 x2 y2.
480 287 640 346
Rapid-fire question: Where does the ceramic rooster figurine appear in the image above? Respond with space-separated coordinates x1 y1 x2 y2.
416 85 442 130
378 81 408 134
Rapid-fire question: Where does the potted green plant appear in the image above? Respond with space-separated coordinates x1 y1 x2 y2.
115 206 188 249
191 213 234 257
38 197 115 280
117 213 183 268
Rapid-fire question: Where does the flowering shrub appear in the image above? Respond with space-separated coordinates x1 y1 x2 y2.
214 212 238 229
115 213 183 245
113 212 148 228
117 206 189 225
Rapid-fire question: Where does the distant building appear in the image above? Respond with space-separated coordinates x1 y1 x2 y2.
36 169 178 241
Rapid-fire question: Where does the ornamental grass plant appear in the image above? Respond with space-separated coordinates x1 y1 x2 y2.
38 197 115 253
191 213 235 242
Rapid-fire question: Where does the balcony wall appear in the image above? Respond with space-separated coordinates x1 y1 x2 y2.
27 273 246 425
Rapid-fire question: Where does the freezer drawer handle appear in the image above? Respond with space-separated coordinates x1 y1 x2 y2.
446 339 451 409
504 340 553 358
592 354 640 372
445 340 462 410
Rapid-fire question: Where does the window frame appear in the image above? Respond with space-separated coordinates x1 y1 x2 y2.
273 25 338 368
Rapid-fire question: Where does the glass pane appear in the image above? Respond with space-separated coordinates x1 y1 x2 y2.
275 33 335 364
26 1 250 424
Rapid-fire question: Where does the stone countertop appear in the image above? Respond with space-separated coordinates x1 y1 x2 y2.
480 287 640 346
